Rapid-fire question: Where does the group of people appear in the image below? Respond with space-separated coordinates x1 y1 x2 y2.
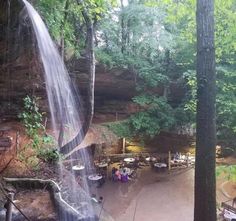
111 166 130 182
173 152 182 160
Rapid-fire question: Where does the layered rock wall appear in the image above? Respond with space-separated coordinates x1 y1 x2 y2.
0 0 140 124
0 0 45 119
0 0 185 124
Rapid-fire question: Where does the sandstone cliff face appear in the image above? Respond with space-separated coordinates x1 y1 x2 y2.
0 0 45 119
0 1 141 124
0 1 185 125
0 1 192 168
70 58 144 123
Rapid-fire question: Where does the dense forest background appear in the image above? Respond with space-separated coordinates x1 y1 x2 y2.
33 0 236 148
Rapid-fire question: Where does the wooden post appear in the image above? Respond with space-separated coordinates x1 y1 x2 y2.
5 192 14 221
15 131 19 156
168 151 171 171
186 152 189 168
122 138 126 154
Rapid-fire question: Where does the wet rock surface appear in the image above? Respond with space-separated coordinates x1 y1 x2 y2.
0 2 185 124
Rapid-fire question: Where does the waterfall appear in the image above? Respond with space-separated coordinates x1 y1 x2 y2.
21 0 98 220
22 0 82 147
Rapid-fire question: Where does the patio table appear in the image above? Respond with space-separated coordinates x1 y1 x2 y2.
88 174 103 181
124 158 135 163
97 162 108 168
154 163 167 168
145 157 157 162
72 165 85 171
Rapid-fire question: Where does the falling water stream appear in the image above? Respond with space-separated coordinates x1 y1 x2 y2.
22 0 98 220
22 0 82 145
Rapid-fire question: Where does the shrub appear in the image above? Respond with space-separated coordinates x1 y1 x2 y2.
37 148 60 163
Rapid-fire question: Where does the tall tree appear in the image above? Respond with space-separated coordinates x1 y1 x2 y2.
194 0 216 221
59 0 70 58
59 0 114 155
120 0 126 54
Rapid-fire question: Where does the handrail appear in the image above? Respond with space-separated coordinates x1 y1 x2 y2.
0 183 31 221
222 202 236 213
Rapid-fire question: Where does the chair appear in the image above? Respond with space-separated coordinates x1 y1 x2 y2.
121 174 128 182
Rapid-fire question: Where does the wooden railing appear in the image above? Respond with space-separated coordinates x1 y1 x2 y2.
222 201 236 213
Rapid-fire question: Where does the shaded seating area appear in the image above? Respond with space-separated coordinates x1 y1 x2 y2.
68 151 196 192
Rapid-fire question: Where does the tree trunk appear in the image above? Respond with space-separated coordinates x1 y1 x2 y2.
194 0 216 220
60 2 95 155
60 0 70 58
83 12 95 130
120 0 126 54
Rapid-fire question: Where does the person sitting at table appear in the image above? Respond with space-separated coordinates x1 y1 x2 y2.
111 167 117 181
121 168 128 182
115 168 121 181
174 152 180 160
135 155 140 161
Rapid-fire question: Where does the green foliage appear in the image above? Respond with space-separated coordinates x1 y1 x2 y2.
18 96 58 166
181 66 236 146
18 151 40 171
105 120 133 139
215 0 236 63
96 1 178 140
18 96 45 151
37 148 60 163
138 67 170 89
130 96 175 138
160 0 236 143
216 165 236 182
105 96 176 139
216 66 236 145
183 70 197 114
18 96 44 137
94 50 113 68
35 0 83 57
159 0 236 63
119 3 173 55
35 0 115 58
156 0 236 138
33 0 236 145
80 0 117 20
174 106 195 128
96 1 174 65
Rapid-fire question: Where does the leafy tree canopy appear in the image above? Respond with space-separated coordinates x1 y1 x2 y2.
33 0 236 146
